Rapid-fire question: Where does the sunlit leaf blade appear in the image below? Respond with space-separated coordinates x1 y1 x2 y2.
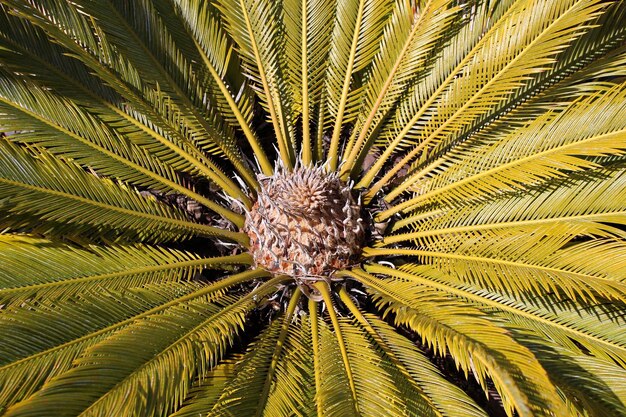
0 272 276 417
214 0 296 166
0 235 252 307
352 267 571 417
0 140 236 242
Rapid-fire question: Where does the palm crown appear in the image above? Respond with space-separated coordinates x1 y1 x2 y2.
0 0 625 416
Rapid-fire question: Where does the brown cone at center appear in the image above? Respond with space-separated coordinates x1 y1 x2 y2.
243 165 364 279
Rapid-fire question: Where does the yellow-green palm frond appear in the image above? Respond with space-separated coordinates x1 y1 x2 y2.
1 0 625 416
0 67 243 225
169 358 240 417
349 268 569 417
340 0 463 177
381 74 626 215
0 1 255 198
0 140 239 243
0 235 253 307
214 0 297 166
364 0 625 198
0 271 277 416
325 0 394 169
282 0 336 163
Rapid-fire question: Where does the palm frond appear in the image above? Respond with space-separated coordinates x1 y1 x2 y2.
359 0 512 192
1 1 255 199
0 281 203 409
81 0 258 188
314 310 360 417
360 265 626 365
262 309 316 417
502 318 626 417
379 43 626 204
385 163 626 240
283 0 335 164
172 0 273 175
356 271 567 416
381 81 626 217
339 292 488 417
325 0 393 169
368 0 614 200
0 235 252 307
0 272 278 416
0 140 241 242
169 358 240 417
215 0 296 166
0 69 243 226
207 312 287 416
340 0 462 177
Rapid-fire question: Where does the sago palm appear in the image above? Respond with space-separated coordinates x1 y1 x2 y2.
0 0 625 416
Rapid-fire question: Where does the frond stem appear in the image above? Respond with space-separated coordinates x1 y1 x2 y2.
0 253 254 301
313 281 360 414
379 128 625 221
254 288 302 417
237 0 294 168
327 0 366 171
309 298 323 416
360 265 626 357
380 211 626 244
192 36 274 177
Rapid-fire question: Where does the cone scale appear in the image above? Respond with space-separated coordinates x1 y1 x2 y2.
243 165 365 280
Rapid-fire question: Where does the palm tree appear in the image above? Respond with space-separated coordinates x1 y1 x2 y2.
0 0 625 416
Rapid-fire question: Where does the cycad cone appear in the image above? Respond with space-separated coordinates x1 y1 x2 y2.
244 165 364 280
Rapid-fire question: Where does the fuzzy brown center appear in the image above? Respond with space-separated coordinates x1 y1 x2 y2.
244 166 364 279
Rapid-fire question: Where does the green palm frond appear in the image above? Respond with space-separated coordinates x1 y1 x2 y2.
325 0 393 169
169 358 240 417
0 235 252 307
381 78 626 216
1 0 625 416
215 0 296 166
172 0 273 174
0 1 254 200
363 0 625 198
350 267 568 417
0 140 239 242
282 0 335 163
0 68 243 225
340 0 461 177
338 290 487 417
